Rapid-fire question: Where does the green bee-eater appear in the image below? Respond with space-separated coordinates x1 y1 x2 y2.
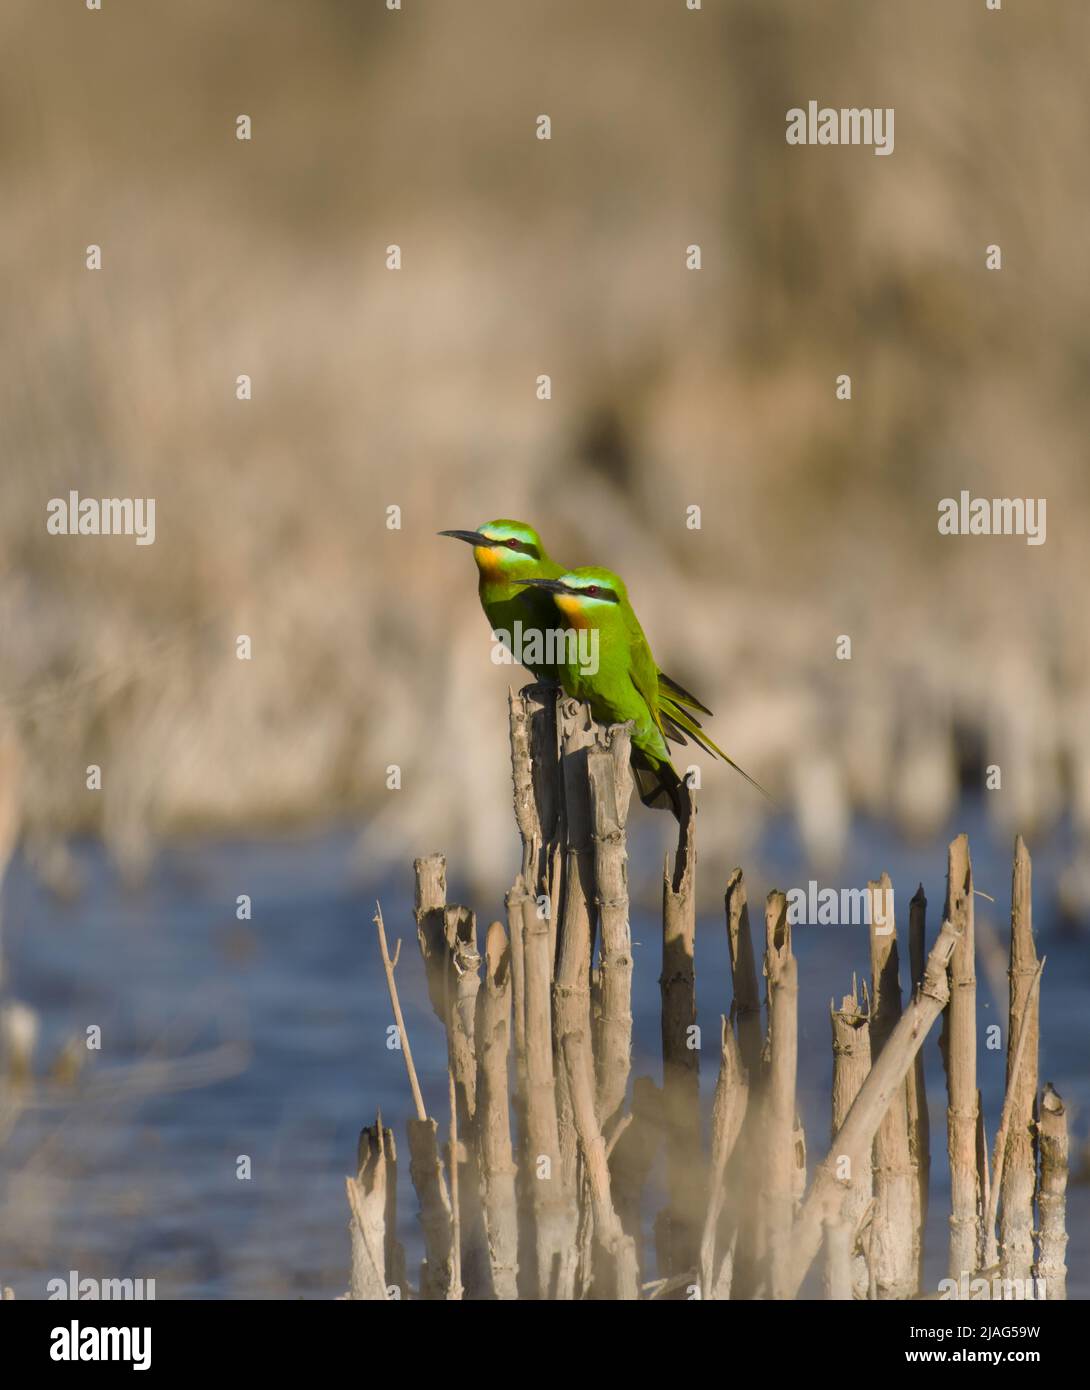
439 519 568 681
521 566 769 817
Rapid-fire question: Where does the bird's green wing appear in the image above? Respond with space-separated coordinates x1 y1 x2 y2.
627 629 667 740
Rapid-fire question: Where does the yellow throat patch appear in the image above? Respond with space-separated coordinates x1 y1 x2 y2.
555 594 589 627
473 545 503 577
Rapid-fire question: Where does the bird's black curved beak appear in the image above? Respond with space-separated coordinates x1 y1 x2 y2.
518 577 570 594
438 529 494 547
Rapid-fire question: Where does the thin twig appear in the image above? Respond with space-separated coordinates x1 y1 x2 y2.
375 902 426 1121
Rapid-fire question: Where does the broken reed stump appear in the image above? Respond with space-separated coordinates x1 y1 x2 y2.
867 873 918 1299
658 789 701 1282
762 890 798 1300
1036 1084 1069 1299
940 833 980 1283
907 883 930 1291
1000 835 1039 1284
830 980 871 1299
358 684 1067 1301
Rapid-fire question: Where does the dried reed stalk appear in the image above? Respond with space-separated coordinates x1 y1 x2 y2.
763 889 798 1299
983 956 1045 1272
412 854 489 1295
518 887 578 1298
475 921 519 1299
999 835 1039 1283
868 873 917 1298
507 687 561 1098
659 788 701 1279
822 1216 853 1301
1035 1083 1068 1299
408 1117 455 1300
587 723 634 1130
700 1017 749 1298
907 883 930 1286
559 1027 639 1298
508 684 561 891
725 869 763 1084
609 1074 660 1259
724 868 764 1298
830 980 871 1298
413 853 449 1023
555 698 599 1207
447 1066 463 1300
783 917 960 1300
375 901 454 1299
940 833 979 1280
347 1118 401 1300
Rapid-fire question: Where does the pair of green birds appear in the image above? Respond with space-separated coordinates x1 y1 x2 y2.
441 519 766 819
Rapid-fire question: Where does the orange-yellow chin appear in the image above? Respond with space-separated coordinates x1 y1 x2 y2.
555 594 589 626
473 545 503 577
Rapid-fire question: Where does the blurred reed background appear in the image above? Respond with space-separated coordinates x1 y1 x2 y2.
1 0 1088 897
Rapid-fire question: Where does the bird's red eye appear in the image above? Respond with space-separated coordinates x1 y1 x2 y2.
585 585 599 596
505 539 521 550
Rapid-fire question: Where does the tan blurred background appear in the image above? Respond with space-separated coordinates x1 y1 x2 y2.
2 0 1089 896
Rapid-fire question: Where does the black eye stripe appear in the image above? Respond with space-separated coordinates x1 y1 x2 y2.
500 538 539 558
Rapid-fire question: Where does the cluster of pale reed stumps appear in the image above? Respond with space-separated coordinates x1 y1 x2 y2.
346 684 1069 1301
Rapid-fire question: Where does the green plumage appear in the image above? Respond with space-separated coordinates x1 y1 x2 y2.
441 522 768 817
439 519 566 682
521 566 769 818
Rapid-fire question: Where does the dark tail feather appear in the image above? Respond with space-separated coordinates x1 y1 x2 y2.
657 669 713 717
631 752 685 822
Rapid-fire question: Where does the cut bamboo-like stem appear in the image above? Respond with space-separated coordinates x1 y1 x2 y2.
907 883 930 1289
940 833 979 1281
519 889 577 1298
414 854 449 1024
725 868 763 1086
868 873 917 1299
610 1074 660 1260
475 921 519 1300
830 981 872 1299
983 956 1045 1272
724 868 763 1298
822 1217 852 1300
763 890 798 1299
508 684 561 891
999 835 1040 1284
560 1028 639 1298
659 786 701 1279
447 1065 463 1300
555 697 598 1209
347 1119 398 1300
700 1017 749 1298
407 1116 454 1300
588 723 634 1130
440 905 489 1298
782 917 960 1301
1035 1083 1068 1300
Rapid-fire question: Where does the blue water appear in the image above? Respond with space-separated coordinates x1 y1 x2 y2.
0 804 1086 1299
